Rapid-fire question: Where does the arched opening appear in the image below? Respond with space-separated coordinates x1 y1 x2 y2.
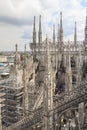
55 82 66 94
72 75 76 85
71 56 76 68
55 57 66 95
82 60 87 79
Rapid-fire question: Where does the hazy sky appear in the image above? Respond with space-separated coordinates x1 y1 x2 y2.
0 0 87 51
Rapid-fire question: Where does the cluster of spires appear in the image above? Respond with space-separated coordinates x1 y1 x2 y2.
33 12 79 45
15 10 87 52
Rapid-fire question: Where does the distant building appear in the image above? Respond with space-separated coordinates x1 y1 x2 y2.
0 56 7 63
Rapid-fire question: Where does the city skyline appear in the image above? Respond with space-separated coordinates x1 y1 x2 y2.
0 0 87 51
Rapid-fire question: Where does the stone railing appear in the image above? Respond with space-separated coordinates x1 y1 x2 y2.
4 80 87 130
3 107 43 130
54 80 87 113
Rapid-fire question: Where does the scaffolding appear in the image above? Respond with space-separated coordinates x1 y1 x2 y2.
0 77 24 128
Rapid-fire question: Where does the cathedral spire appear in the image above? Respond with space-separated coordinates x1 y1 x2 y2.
60 12 62 28
53 24 55 44
15 44 18 65
85 10 87 33
24 44 27 68
60 11 63 43
38 15 42 43
57 24 60 42
84 9 87 46
15 44 18 53
86 8 87 27
33 16 36 43
24 44 26 53
74 21 77 45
